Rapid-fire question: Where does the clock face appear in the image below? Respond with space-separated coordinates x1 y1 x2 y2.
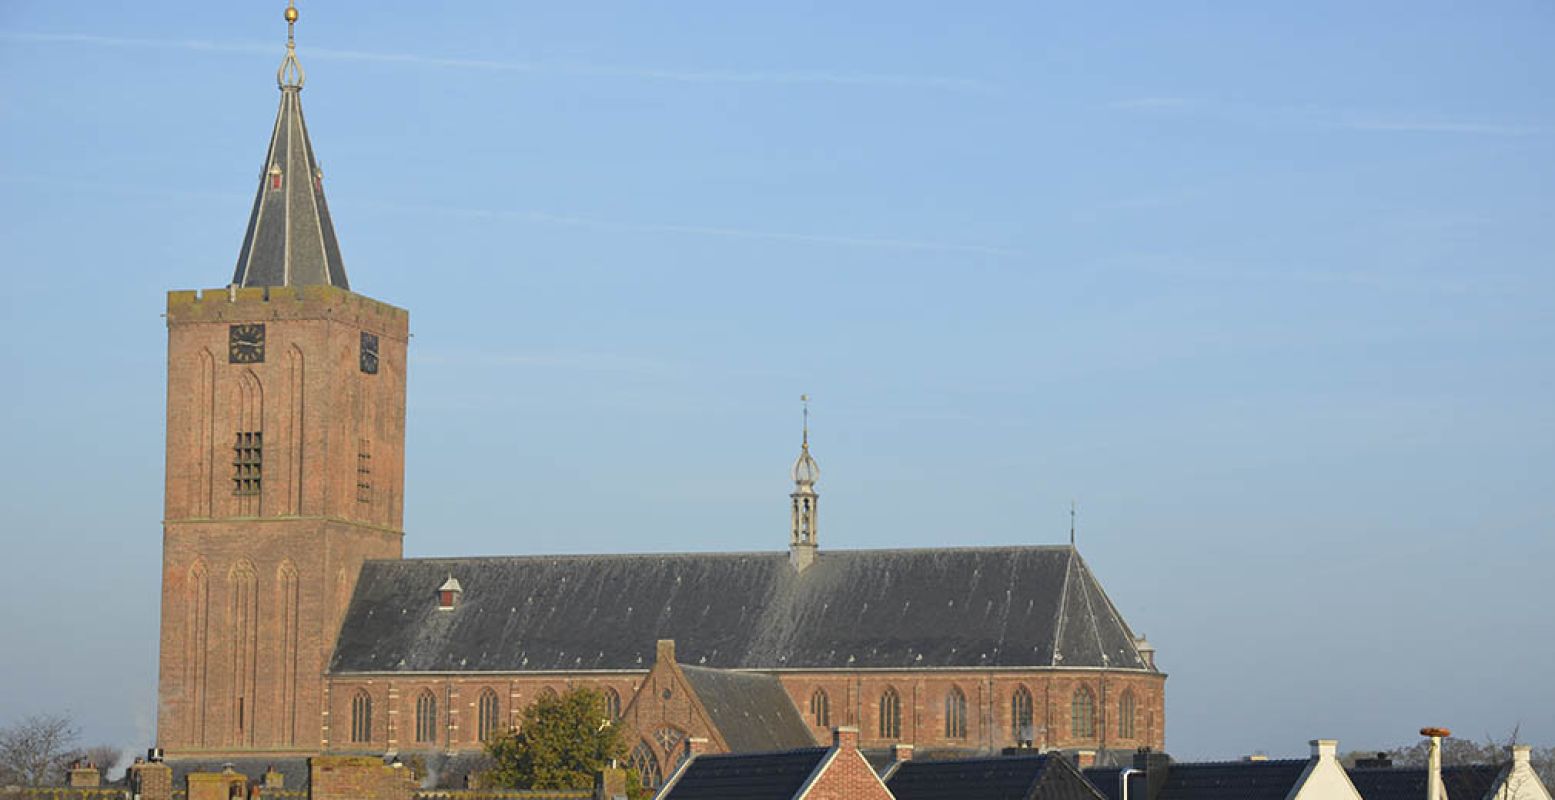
228 323 266 364
360 331 380 375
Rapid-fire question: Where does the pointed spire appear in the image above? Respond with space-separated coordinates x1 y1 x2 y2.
232 2 349 289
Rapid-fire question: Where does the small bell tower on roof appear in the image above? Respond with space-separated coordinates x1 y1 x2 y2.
790 395 820 571
231 1 349 289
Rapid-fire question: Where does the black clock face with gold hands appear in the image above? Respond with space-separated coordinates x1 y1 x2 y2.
228 323 265 364
360 331 380 374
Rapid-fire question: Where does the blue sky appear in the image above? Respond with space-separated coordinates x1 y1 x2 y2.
1 1 1551 761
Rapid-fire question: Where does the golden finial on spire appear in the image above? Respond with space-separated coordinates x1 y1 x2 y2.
277 0 306 89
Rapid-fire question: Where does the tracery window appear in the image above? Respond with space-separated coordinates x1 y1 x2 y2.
878 687 902 740
1070 686 1096 739
944 686 967 739
603 687 622 720
629 740 663 790
350 689 372 743
415 690 437 744
1011 685 1034 743
810 688 830 728
654 726 686 757
1119 690 1137 739
477 688 501 741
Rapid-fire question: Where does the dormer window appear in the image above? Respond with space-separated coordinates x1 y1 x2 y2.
268 164 282 190
437 576 462 610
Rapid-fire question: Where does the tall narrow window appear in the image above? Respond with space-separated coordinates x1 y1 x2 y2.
1118 690 1137 739
629 741 662 790
233 431 262 496
350 690 373 744
878 687 902 740
415 690 437 744
810 689 830 728
944 686 968 739
1011 686 1034 743
603 688 622 720
477 688 501 742
356 439 372 503
1070 686 1096 739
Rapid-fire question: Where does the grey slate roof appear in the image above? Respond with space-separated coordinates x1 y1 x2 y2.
888 754 1106 800
658 748 830 800
329 546 1153 673
1348 765 1505 800
679 666 816 752
231 82 349 289
1151 760 1310 800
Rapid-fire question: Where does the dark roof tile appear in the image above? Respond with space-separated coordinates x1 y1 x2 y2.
330 547 1152 673
659 748 830 800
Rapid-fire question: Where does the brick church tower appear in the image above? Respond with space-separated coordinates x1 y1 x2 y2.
156 5 407 757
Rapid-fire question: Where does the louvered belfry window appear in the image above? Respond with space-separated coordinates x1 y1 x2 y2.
233 432 262 496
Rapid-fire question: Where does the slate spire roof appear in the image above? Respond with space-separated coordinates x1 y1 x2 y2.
231 4 349 289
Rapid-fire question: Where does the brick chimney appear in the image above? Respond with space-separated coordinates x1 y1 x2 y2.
1076 750 1097 769
892 743 914 763
833 727 860 753
686 738 710 759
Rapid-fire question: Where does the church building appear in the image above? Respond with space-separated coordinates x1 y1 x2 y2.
154 6 1165 790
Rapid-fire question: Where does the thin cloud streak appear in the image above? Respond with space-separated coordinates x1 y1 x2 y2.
0 31 997 94
394 203 1022 257
1107 95 1543 137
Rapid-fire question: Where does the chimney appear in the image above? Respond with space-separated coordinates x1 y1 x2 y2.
656 639 676 664
1133 747 1171 800
1354 753 1392 769
686 738 710 759
1310 740 1338 761
1510 745 1532 769
1421 727 1451 800
833 727 860 753
1077 750 1097 769
892 744 915 763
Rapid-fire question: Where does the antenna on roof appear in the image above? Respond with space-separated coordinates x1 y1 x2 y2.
1069 500 1076 547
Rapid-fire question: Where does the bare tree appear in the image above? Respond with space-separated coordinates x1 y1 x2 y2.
79 745 123 780
0 714 79 787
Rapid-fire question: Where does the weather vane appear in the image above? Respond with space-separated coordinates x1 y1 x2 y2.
800 394 810 447
278 0 306 89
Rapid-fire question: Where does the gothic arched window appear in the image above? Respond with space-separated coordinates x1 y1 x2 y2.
1070 686 1096 739
415 690 437 744
1011 685 1034 743
1118 690 1137 739
629 740 663 790
603 687 622 720
878 687 902 740
810 689 830 728
944 686 967 739
477 688 501 742
350 689 372 744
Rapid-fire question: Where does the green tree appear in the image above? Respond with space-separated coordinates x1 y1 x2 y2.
483 688 647 799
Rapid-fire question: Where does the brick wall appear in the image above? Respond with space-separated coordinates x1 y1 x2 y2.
309 756 414 800
158 286 408 758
